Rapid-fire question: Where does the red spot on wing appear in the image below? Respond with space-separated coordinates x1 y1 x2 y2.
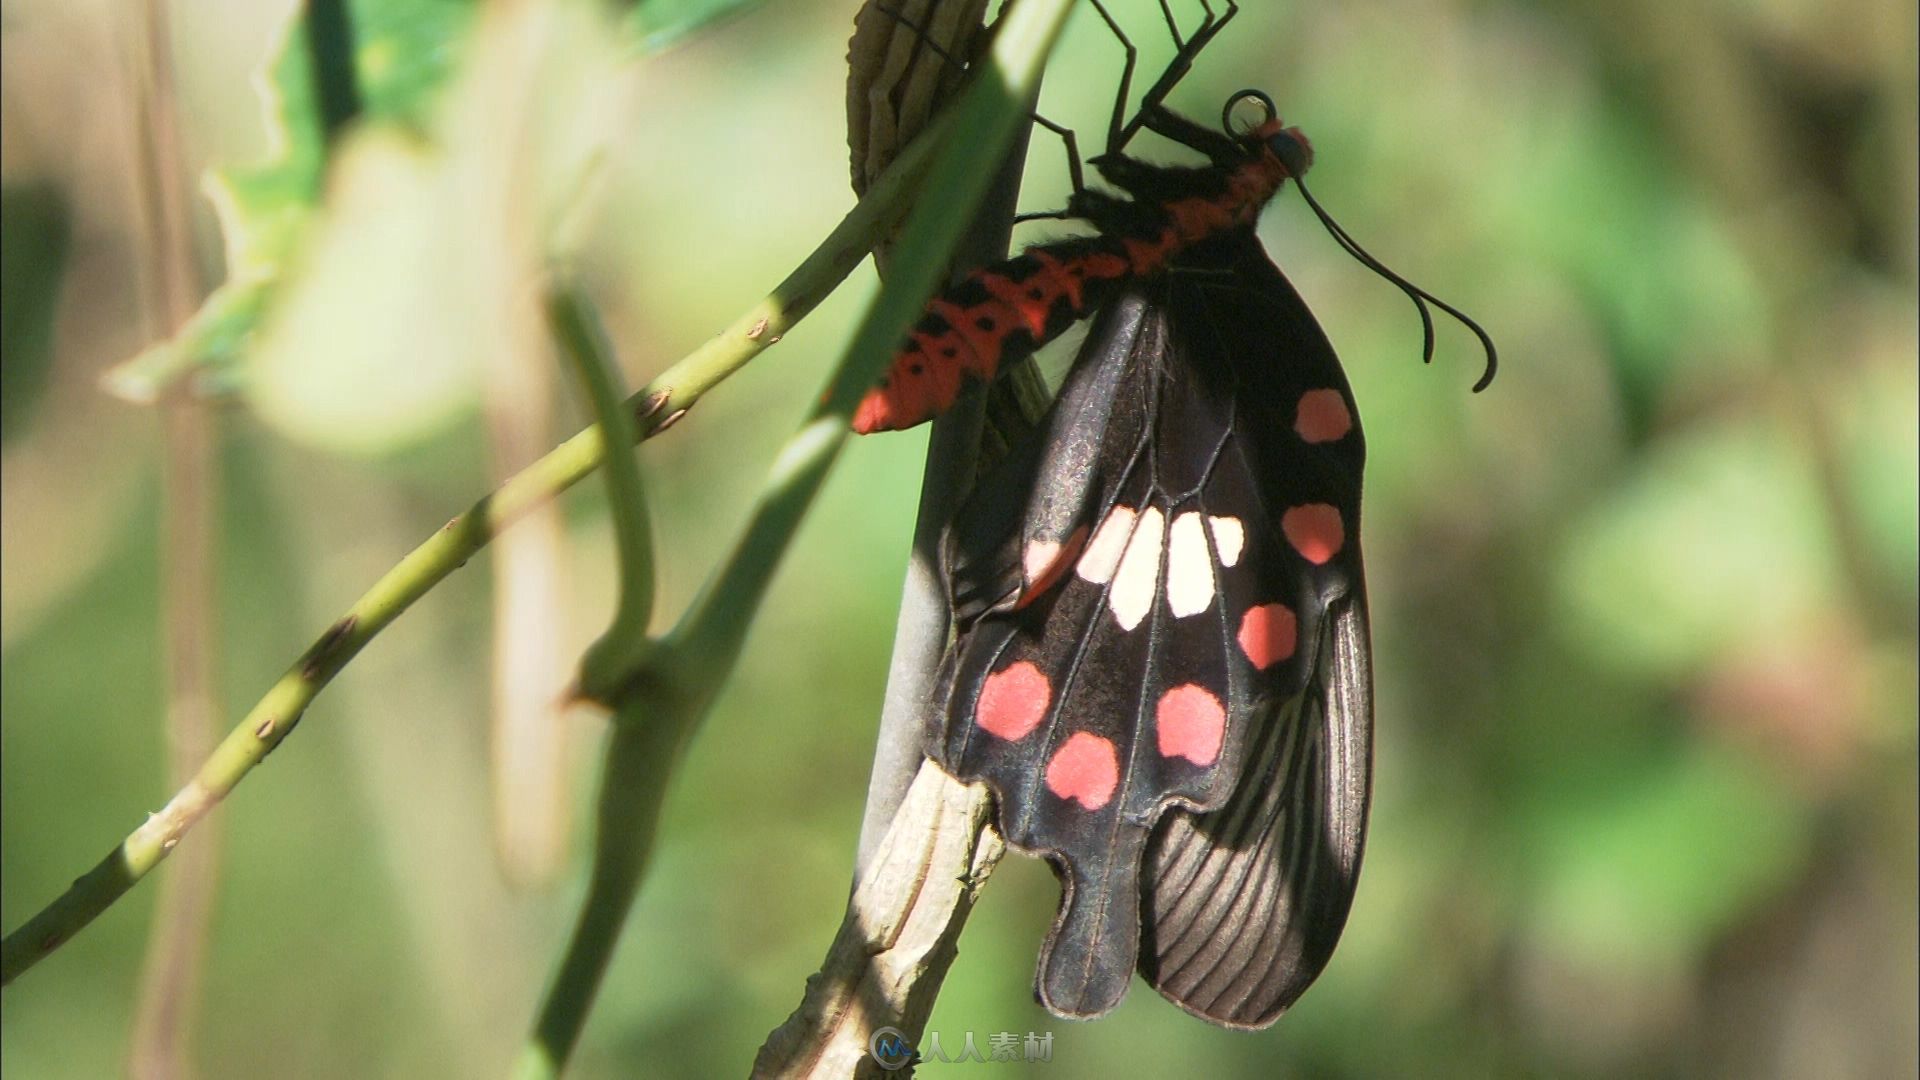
1156 684 1226 766
976 661 1052 741
1237 603 1298 671
1282 503 1345 565
1045 732 1120 810
1294 389 1353 443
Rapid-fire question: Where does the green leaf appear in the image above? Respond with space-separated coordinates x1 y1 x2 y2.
103 0 478 402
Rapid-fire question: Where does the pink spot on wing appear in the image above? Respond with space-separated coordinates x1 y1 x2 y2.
1238 603 1298 671
1294 389 1352 443
1045 732 1120 810
1156 684 1226 766
976 661 1051 741
1282 503 1345 565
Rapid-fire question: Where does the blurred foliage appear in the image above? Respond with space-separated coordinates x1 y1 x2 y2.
1 0 1915 1078
0 182 68 440
103 0 476 404
623 0 765 52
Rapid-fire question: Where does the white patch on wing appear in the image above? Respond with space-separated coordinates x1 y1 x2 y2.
1076 506 1135 585
1208 515 1245 567
1166 512 1215 618
1109 506 1165 631
1023 539 1062 586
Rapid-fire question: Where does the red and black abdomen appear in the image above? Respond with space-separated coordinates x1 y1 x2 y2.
852 235 1140 434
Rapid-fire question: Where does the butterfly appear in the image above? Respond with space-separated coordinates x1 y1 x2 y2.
852 3 1493 1029
930 220 1374 1026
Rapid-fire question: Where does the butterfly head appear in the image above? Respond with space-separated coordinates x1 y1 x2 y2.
1220 90 1498 393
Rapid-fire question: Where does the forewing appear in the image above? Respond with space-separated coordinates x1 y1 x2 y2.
941 293 1154 624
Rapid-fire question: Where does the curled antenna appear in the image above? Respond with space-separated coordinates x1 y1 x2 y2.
1282 152 1499 393
1224 88 1277 134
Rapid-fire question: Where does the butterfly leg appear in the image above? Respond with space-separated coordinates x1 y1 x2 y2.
1029 113 1087 202
1113 0 1242 154
868 1 1091 200
1136 103 1242 165
1080 0 1136 160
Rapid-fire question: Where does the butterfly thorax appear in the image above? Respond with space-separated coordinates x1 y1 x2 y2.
850 118 1313 435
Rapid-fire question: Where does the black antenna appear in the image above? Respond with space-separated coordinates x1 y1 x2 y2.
1218 98 1495 392
1274 157 1497 388
1288 170 1499 392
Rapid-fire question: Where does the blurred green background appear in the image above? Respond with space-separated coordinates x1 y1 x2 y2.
3 0 1915 1076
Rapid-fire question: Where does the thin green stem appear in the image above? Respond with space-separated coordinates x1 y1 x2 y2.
548 279 655 698
670 0 1077 683
514 697 687 1080
0 80 953 988
511 1 1077 1067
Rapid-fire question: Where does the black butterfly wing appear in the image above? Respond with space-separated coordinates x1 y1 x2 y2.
932 231 1370 1026
934 293 1172 1018
1139 590 1371 1027
1133 237 1372 1028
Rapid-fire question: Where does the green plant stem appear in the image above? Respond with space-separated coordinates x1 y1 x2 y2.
669 0 1075 684
548 279 655 698
515 697 687 1080
511 1 1076 1069
512 278 667 1079
0 86 954 989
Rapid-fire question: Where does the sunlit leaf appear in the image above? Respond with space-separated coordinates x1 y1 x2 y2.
104 0 478 402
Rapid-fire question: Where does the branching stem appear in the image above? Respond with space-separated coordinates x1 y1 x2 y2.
0 70 954 988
